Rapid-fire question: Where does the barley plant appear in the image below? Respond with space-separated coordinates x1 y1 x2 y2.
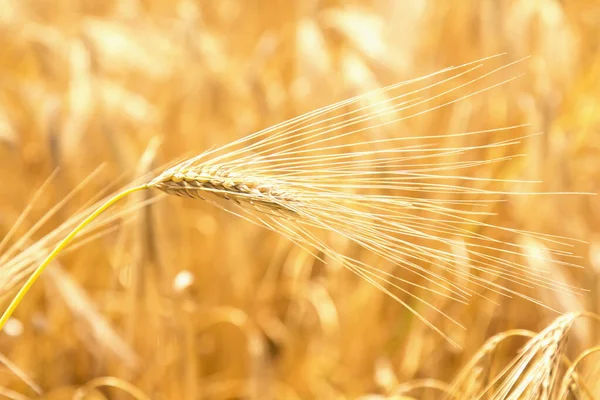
0 1 599 399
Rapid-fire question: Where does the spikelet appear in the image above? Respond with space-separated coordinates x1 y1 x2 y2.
0 56 588 345
150 163 299 215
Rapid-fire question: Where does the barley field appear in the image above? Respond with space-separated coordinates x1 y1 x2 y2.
0 1 599 399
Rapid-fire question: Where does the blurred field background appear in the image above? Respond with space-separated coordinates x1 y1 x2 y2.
0 0 600 399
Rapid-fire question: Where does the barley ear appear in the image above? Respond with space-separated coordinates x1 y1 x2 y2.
0 184 149 331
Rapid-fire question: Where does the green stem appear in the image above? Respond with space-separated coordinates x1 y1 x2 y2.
0 184 149 331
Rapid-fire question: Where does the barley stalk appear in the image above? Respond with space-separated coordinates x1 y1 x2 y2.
0 185 147 329
0 56 586 345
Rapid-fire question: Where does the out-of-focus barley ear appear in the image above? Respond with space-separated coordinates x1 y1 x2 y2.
449 329 537 399
475 312 589 400
498 314 575 400
448 313 600 400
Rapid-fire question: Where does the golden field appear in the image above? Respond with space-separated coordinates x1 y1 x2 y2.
0 1 600 399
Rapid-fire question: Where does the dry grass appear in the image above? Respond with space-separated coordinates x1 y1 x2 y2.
0 1 599 399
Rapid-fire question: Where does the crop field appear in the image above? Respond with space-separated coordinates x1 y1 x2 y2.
0 1 599 399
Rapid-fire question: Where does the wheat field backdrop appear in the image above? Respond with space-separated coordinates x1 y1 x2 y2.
0 1 599 399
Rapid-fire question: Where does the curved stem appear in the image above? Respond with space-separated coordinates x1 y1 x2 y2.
0 184 149 331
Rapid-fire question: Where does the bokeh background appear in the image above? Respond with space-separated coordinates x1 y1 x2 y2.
0 0 599 399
